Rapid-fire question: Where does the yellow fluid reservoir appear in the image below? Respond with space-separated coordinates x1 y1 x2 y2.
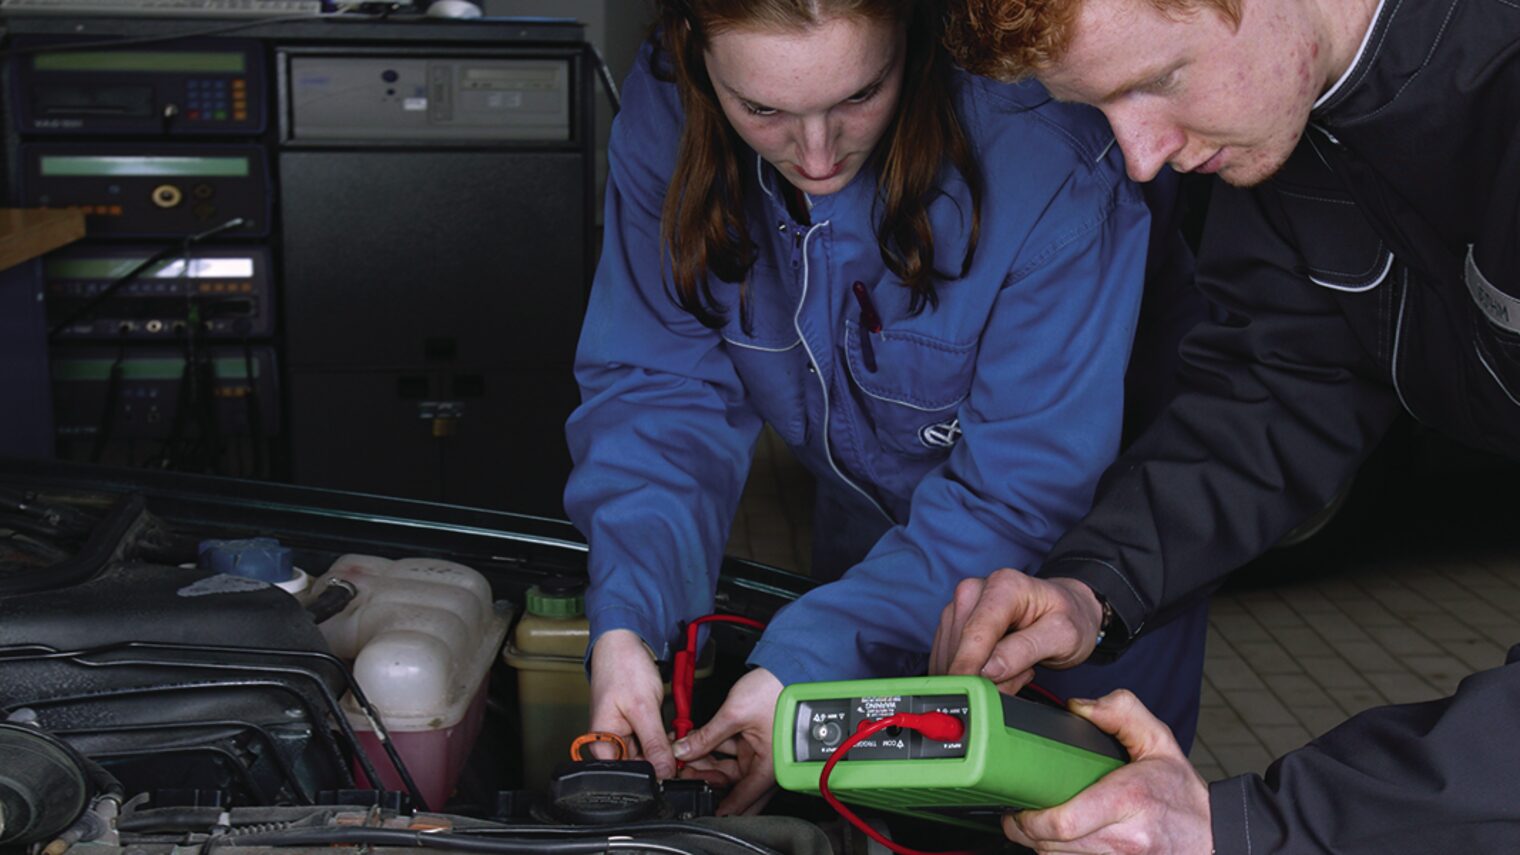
501 576 590 791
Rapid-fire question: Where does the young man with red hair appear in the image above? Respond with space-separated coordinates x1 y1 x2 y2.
931 0 1520 851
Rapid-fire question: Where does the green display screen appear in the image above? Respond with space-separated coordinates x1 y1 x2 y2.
35 51 245 74
54 357 258 382
39 156 250 178
47 257 254 279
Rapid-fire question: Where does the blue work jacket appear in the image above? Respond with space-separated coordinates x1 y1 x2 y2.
566 48 1164 686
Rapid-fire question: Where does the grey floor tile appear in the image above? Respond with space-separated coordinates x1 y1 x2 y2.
1220 689 1298 727
1408 613 1487 642
1473 590 1520 615
1291 704 1351 738
1199 679 1226 708
1402 654 1473 694
1252 723 1313 757
1188 740 1219 768
1439 564 1514 590
1261 673 1336 708
1315 579 1367 603
1364 584 1446 618
1439 598 1513 627
1476 622 1520 648
1398 572 1482 604
1440 637 1510 671
1278 587 1340 615
1208 597 1248 616
1326 685 1388 717
1363 624 1443 656
1194 764 1228 782
1241 596 1306 628
1204 656 1266 690
1231 640 1302 675
1210 741 1275 778
1210 611 1273 642
1334 640 1407 674
1197 706 1259 746
1266 624 1333 657
1328 597 1402 627
1299 655 1371 689
1363 670 1442 705
1312 617 1374 643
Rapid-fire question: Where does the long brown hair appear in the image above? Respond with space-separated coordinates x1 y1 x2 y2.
652 0 983 327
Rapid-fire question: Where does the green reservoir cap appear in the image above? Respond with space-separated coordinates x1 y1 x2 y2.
526 576 586 618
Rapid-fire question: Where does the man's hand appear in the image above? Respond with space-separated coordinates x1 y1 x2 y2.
929 569 1105 693
670 667 782 815
1004 690 1212 855
589 628 677 778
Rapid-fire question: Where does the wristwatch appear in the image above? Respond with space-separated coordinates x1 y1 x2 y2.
1093 594 1115 647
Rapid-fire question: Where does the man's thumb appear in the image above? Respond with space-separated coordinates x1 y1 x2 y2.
1068 689 1175 761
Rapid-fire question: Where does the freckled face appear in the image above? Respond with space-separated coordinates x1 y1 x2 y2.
1040 0 1328 186
704 15 906 196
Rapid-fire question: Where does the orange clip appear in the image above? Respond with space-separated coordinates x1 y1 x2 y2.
569 731 628 762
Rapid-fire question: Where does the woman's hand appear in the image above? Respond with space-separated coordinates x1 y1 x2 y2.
671 667 783 815
589 628 677 778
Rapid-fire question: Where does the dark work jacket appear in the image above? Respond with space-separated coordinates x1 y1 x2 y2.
1040 0 1520 644
1210 644 1520 853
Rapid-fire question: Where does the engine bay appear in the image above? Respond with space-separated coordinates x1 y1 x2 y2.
0 460 973 855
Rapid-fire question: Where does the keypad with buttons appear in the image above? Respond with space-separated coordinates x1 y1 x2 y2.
185 78 247 123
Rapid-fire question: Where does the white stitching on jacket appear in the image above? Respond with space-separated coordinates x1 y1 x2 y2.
793 221 895 525
1308 251 1393 291
1473 342 1520 408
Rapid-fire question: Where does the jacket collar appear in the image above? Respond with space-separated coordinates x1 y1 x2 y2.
1311 0 1388 115
1311 0 1456 124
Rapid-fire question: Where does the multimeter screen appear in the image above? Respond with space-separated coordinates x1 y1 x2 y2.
793 693 970 762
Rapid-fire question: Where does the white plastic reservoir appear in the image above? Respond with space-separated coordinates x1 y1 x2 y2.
316 554 511 809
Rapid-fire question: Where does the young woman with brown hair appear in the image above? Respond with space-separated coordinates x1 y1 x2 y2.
563 0 1207 813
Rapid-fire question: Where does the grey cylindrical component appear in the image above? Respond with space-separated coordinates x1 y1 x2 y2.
0 723 90 846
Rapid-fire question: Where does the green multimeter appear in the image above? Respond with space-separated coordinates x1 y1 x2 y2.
772 675 1127 831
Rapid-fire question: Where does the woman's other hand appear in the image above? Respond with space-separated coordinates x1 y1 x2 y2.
672 667 783 815
589 628 677 778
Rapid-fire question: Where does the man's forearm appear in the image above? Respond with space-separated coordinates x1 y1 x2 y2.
1210 645 1520 854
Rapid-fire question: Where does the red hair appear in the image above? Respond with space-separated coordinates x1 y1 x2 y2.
943 0 1242 80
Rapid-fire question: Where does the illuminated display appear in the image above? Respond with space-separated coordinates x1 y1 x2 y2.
39 156 251 177
47 257 256 280
463 67 557 81
35 51 246 74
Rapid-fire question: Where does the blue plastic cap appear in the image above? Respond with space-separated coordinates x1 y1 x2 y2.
197 537 294 583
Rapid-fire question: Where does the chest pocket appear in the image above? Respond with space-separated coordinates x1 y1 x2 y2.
1274 186 1393 293
843 319 977 457
718 264 808 445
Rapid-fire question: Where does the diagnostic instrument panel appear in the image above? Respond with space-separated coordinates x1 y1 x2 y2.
774 675 1126 831
51 346 280 442
10 38 265 135
45 245 274 340
20 144 269 237
286 54 571 142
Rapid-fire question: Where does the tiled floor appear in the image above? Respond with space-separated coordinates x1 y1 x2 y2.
727 427 1520 783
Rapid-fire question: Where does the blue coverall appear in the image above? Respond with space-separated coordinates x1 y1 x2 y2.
565 45 1208 747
